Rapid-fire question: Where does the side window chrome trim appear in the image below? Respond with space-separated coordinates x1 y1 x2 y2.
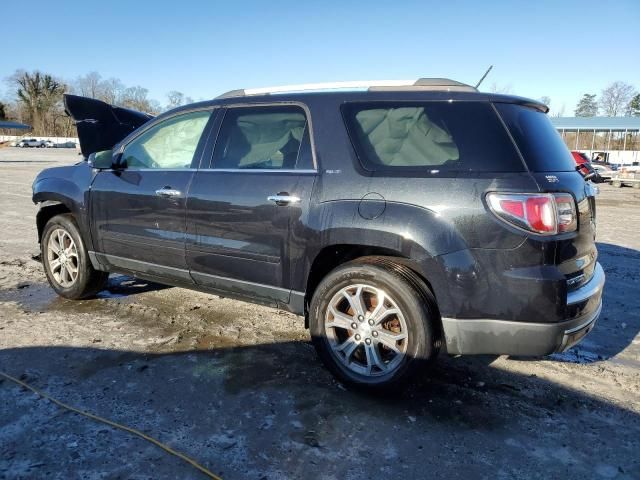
205 168 317 174
116 168 199 172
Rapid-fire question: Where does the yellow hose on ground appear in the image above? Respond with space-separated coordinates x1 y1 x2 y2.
0 371 222 480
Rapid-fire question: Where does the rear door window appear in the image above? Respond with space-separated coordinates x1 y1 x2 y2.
495 103 576 172
212 106 309 170
342 102 525 173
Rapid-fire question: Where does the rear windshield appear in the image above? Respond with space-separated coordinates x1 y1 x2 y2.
342 102 525 173
495 103 576 172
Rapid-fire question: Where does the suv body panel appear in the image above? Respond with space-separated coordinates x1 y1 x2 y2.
33 89 605 357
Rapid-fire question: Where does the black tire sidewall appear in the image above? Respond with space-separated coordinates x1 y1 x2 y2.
309 263 435 389
41 214 99 299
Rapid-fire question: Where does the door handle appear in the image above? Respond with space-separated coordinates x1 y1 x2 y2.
155 187 182 197
267 194 301 206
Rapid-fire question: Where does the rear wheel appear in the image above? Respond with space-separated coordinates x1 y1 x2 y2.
309 258 440 391
41 214 108 299
612 180 622 188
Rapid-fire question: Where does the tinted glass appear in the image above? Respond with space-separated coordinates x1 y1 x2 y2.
343 102 524 172
495 103 576 172
122 110 211 169
212 106 307 170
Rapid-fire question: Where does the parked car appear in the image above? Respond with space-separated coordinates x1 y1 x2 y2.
16 138 45 148
32 84 605 390
592 163 614 180
43 140 56 148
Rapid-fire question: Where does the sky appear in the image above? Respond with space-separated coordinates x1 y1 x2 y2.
2 0 639 114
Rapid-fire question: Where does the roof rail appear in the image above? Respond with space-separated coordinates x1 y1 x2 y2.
216 78 476 99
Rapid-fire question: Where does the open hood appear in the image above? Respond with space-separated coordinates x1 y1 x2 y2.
64 94 154 157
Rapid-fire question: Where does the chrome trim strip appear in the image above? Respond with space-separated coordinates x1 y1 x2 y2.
120 168 198 172
564 301 602 335
558 301 601 352
567 262 605 306
202 169 317 174
243 80 417 96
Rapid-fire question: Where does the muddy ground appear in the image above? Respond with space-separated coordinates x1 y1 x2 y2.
0 148 638 480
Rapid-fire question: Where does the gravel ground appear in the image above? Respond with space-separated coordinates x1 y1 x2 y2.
0 147 638 480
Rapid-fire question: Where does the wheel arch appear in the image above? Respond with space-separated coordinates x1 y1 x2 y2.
303 244 444 329
36 201 72 243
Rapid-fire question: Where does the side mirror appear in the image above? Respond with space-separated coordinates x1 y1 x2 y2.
88 149 115 169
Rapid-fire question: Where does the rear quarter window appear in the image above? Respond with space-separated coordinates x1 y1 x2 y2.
342 102 525 173
495 103 576 172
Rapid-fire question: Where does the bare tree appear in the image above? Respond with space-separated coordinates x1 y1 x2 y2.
599 81 637 116
552 103 566 118
121 86 160 113
0 101 6 120
75 71 103 98
99 77 125 105
14 70 66 134
539 96 552 108
488 82 513 94
166 90 185 109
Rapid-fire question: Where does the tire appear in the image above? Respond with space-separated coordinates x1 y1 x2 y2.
41 214 108 299
633 183 640 189
309 257 440 391
612 180 622 188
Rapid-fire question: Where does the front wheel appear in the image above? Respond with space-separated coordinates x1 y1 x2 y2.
41 214 108 299
309 258 440 391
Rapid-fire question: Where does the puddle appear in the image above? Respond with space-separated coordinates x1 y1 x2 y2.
0 274 164 314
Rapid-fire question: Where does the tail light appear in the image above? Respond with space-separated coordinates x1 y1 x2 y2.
486 193 577 235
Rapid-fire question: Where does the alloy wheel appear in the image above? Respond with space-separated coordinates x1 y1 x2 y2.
324 284 408 377
47 228 79 288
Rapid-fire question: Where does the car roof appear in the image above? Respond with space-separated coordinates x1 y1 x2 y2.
161 79 548 117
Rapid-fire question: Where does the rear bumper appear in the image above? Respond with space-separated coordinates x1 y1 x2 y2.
442 262 605 356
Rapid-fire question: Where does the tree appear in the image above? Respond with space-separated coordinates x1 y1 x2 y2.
0 101 6 120
574 94 598 117
629 93 640 117
120 86 160 113
99 77 125 105
539 96 552 108
598 81 636 116
75 71 103 98
552 103 566 118
166 90 185 109
488 82 513 94
14 70 66 134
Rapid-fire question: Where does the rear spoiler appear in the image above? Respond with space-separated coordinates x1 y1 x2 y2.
64 94 154 157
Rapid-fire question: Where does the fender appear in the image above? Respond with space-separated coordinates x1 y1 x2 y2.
32 162 96 253
296 199 482 317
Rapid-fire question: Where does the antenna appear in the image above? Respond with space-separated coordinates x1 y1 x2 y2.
474 65 493 89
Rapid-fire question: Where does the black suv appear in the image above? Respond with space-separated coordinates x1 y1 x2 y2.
32 79 605 390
